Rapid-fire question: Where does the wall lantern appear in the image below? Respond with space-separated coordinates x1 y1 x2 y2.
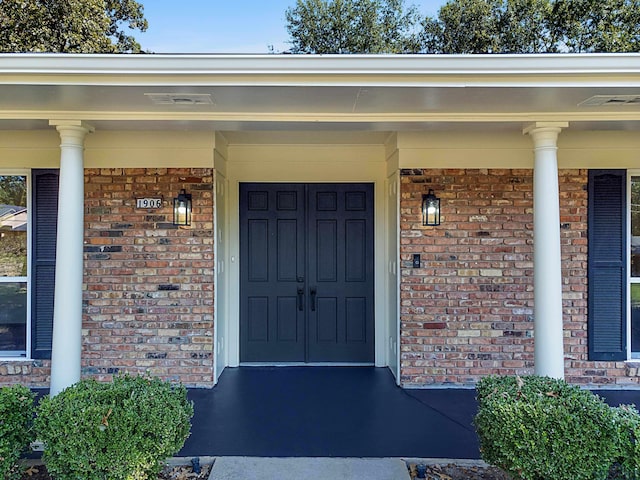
422 189 441 226
173 189 192 226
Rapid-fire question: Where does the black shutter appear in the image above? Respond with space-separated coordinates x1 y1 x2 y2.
31 170 59 359
588 170 627 361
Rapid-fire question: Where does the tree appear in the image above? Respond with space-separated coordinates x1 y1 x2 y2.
0 0 148 53
421 0 503 54
285 0 421 53
498 0 556 53
0 176 26 207
422 0 640 53
551 0 640 52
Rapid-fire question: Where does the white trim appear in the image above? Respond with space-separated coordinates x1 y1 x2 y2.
0 171 30 360
0 169 29 176
628 171 640 358
2 53 640 83
5 111 640 125
225 149 388 368
384 169 401 385
213 165 229 384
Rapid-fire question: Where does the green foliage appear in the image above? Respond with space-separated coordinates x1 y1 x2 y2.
0 177 26 208
105 0 148 52
551 0 640 53
0 232 27 277
0 0 148 53
631 177 640 236
0 176 27 277
0 385 35 480
285 0 640 53
421 0 504 54
35 374 194 480
285 0 421 53
423 0 640 53
474 375 617 480
612 404 640 479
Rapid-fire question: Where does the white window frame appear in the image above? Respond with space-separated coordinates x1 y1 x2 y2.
628 170 640 359
0 170 31 360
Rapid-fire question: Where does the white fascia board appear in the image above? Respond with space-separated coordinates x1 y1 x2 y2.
1 53 640 87
3 110 640 124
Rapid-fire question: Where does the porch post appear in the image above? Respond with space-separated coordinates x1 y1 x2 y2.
524 122 568 380
49 120 93 396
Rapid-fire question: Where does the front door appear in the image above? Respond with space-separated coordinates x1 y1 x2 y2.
240 183 374 363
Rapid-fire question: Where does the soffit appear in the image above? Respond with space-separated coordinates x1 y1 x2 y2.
1 53 640 136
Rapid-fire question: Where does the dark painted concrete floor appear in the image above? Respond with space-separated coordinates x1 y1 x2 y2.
181 367 640 459
181 367 480 459
27 368 640 460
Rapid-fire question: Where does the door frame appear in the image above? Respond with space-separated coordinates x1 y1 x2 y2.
222 143 394 371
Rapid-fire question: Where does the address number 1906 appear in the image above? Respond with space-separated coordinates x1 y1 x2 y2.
136 198 162 209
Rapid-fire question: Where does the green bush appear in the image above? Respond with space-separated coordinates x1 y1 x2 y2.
35 374 194 480
474 375 617 480
0 384 35 480
612 404 640 479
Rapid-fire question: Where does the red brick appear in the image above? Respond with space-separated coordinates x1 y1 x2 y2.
11 168 215 388
399 168 603 386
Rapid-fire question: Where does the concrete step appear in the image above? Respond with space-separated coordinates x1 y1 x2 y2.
209 457 411 480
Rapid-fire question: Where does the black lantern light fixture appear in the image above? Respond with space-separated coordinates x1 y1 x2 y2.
422 189 441 226
173 189 192 226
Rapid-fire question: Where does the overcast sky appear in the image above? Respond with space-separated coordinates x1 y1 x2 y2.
137 0 447 53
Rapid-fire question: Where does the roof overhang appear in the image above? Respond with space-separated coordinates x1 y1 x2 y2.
1 53 640 134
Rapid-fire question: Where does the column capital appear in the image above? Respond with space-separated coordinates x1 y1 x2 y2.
523 121 569 134
49 120 94 148
523 122 568 149
49 119 94 130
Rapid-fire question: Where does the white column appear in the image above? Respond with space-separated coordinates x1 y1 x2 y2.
524 122 568 380
49 120 93 396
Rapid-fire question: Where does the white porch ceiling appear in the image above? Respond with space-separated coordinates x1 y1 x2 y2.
1 53 640 136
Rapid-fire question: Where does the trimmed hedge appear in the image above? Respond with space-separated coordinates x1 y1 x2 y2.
35 374 194 480
0 384 35 480
612 404 640 479
475 375 617 480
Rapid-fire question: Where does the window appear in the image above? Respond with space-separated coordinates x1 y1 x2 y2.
631 174 640 356
0 175 28 357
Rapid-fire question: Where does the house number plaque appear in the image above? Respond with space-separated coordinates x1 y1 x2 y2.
136 198 162 209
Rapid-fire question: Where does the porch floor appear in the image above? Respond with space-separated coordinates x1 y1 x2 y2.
180 366 481 459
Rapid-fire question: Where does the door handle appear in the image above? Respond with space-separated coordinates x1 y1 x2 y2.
310 287 317 311
297 287 304 311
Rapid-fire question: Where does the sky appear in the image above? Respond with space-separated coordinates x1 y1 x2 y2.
137 0 447 54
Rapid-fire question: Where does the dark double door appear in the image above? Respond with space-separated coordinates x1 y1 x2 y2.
240 183 374 363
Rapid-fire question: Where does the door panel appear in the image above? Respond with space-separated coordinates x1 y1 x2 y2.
247 220 268 281
240 183 374 363
240 184 305 362
307 184 374 362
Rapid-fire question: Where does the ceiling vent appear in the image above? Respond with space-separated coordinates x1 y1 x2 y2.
144 93 214 105
579 95 640 107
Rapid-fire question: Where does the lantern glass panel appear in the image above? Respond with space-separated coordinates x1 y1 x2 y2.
173 190 192 226
422 190 440 226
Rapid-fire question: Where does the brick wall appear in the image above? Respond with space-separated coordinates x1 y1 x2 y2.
4 166 638 390
0 361 49 387
399 168 636 388
0 168 215 388
83 168 215 387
